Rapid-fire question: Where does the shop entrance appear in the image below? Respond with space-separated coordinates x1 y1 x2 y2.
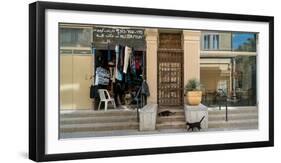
157 33 183 106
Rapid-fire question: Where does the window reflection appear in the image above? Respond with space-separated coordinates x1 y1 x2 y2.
235 56 257 106
232 33 257 52
200 56 257 107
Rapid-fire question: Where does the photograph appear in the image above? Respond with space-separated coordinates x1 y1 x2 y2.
29 1 273 161
59 23 258 138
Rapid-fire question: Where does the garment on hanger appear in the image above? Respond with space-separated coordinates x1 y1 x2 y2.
135 57 141 71
135 56 142 78
141 80 150 96
90 85 99 98
130 50 136 75
107 44 112 61
123 46 132 73
95 67 110 85
120 46 124 67
125 65 131 85
113 80 124 106
115 45 123 81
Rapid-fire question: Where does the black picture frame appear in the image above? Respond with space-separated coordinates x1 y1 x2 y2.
29 1 274 162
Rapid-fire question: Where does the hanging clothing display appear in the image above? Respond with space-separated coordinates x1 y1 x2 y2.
123 46 132 73
91 43 146 108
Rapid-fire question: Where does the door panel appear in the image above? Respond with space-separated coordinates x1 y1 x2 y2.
72 55 93 109
60 55 93 110
60 55 73 110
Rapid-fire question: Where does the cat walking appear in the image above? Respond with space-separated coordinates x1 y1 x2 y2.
186 116 205 131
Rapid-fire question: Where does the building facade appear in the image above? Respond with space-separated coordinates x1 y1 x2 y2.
59 24 257 110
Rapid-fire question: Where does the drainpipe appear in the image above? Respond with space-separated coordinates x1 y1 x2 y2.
91 42 96 85
91 43 96 110
232 57 237 100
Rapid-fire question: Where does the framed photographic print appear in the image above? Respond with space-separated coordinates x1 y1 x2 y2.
29 1 274 162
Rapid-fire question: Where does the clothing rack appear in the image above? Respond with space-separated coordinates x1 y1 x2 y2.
91 42 147 109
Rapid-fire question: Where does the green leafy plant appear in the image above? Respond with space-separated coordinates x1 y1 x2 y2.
185 79 201 93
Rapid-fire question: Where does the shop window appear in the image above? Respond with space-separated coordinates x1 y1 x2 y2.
200 56 257 107
59 28 91 47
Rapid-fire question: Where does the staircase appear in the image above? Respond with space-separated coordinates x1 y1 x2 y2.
156 106 186 130
208 107 258 130
60 106 258 138
60 109 139 135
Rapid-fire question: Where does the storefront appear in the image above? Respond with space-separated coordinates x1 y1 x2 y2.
59 24 257 111
59 23 203 110
59 24 148 110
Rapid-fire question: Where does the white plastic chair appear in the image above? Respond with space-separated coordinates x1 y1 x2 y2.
98 89 116 111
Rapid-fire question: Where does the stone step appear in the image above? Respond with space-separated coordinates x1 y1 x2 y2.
208 113 258 121
60 129 147 138
60 115 138 125
156 121 186 130
60 110 137 118
208 119 258 129
208 108 257 115
61 122 139 133
156 115 185 123
157 107 185 130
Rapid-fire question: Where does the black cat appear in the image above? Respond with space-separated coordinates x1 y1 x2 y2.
158 110 176 116
186 116 205 131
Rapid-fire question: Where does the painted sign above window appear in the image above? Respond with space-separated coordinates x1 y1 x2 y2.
93 27 144 40
93 27 145 50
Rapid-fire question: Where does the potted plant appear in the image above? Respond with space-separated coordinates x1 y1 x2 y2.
185 79 202 105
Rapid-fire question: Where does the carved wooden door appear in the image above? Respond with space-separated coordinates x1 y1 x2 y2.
157 33 183 106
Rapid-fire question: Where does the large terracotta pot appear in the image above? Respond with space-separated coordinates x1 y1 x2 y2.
186 91 202 105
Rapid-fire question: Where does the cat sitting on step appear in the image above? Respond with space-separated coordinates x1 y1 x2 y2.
158 110 176 116
186 116 205 131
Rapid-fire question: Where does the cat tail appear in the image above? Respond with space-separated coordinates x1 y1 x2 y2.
199 116 205 123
